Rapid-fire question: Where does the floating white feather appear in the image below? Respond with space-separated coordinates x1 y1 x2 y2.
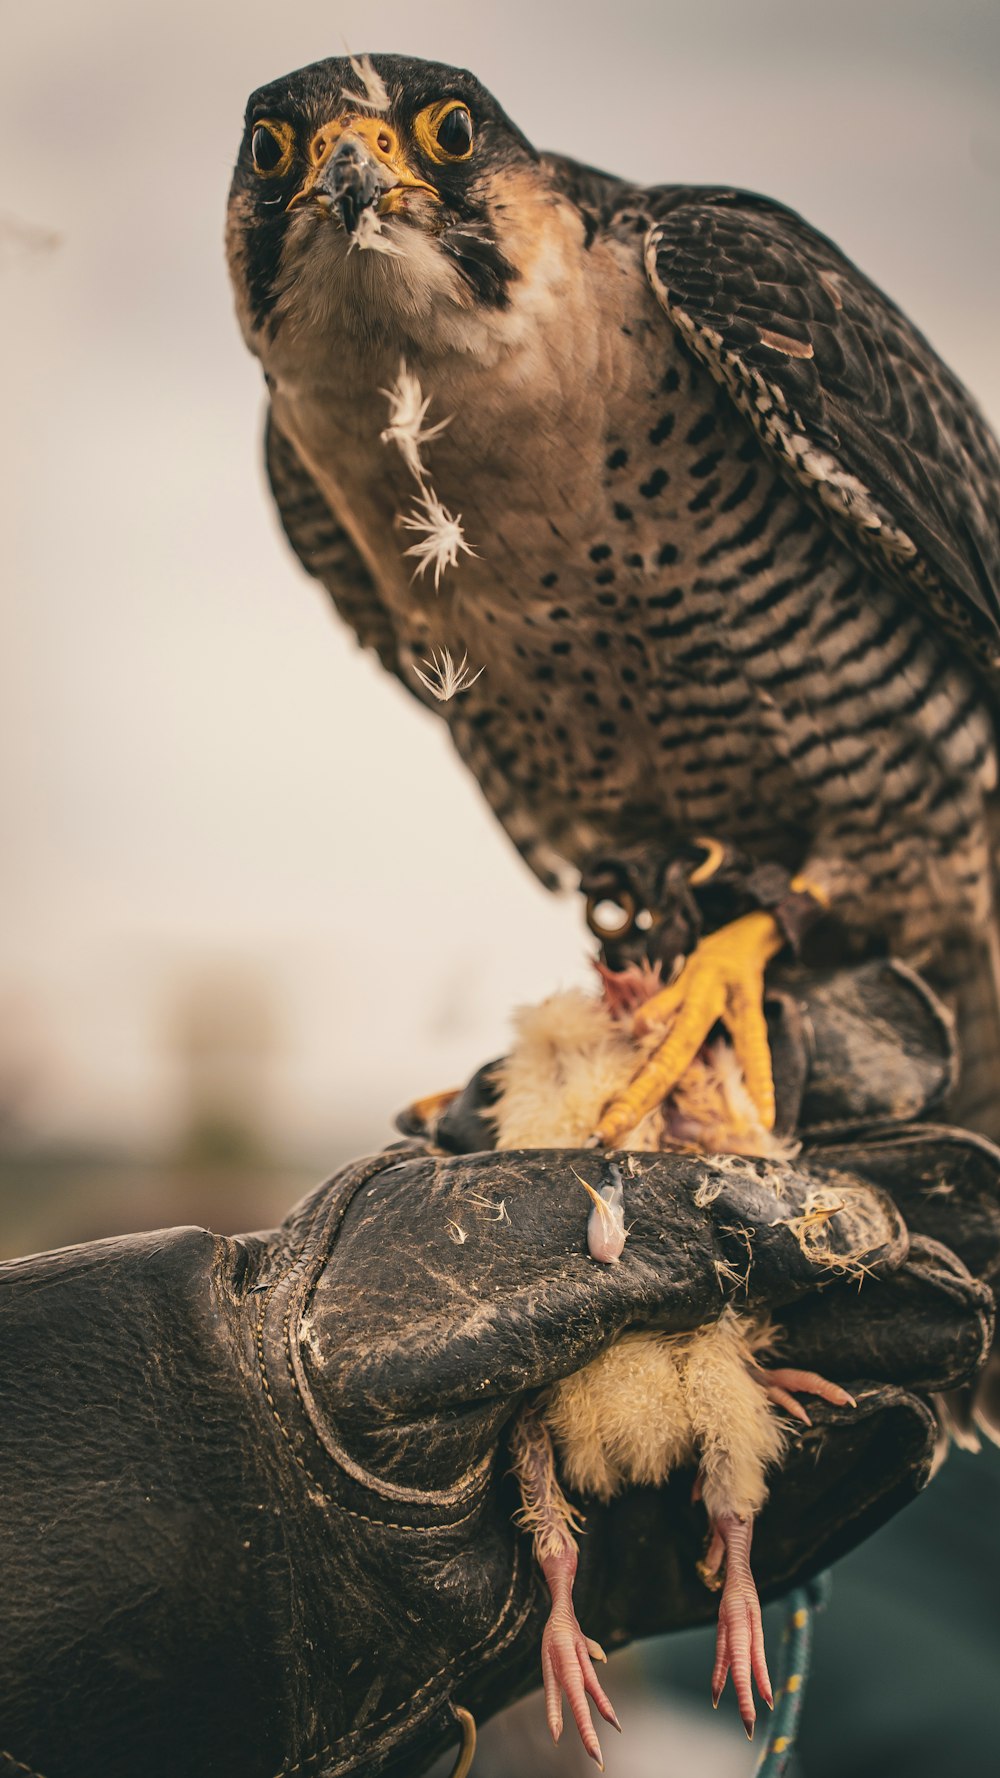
411 647 485 703
380 359 452 480
347 206 403 258
401 486 477 586
343 55 390 113
378 360 477 591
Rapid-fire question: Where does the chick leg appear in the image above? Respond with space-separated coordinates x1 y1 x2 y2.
702 1511 772 1739
510 1405 620 1768
752 1363 856 1426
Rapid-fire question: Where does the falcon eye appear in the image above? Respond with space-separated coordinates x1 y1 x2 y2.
251 120 294 178
435 104 474 158
413 100 475 165
586 893 638 941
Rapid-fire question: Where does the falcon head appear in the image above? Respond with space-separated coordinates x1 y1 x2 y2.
227 53 565 355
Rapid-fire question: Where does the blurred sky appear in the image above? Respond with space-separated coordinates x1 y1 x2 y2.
2 0 999 1166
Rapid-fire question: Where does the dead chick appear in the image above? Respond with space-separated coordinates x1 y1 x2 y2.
497 972 853 1765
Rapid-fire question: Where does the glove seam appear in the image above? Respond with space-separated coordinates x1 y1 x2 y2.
269 1538 534 1777
256 1161 492 1524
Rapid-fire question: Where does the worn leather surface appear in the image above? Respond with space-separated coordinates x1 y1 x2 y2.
792 960 957 1135
0 1227 290 1778
0 966 996 1778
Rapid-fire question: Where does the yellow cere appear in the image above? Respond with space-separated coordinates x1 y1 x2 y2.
285 114 440 213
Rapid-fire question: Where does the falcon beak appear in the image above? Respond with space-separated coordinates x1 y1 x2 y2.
321 136 383 236
286 116 440 229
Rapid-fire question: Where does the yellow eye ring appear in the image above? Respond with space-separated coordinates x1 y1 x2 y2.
251 119 295 179
413 100 475 165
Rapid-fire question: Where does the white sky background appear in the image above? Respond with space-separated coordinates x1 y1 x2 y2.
2 0 998 1162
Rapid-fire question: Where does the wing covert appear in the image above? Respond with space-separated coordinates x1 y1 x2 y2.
641 190 1000 676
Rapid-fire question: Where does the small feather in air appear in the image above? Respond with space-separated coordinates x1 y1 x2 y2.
343 55 390 113
412 647 485 703
380 359 452 481
347 207 404 258
401 486 477 586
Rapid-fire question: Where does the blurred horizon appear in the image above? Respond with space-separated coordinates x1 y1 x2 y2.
3 0 999 1249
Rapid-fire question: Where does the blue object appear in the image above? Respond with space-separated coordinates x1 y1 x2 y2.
754 1573 832 1777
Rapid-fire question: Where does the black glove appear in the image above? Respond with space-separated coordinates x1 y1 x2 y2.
0 962 996 1778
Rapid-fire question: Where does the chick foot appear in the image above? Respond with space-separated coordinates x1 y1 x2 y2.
540 1544 619 1768
703 1511 772 1739
510 1406 620 1767
753 1363 856 1426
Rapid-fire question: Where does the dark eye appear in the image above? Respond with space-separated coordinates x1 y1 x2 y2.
251 123 290 176
436 105 473 158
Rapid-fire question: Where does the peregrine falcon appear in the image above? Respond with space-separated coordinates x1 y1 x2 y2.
226 53 1000 1154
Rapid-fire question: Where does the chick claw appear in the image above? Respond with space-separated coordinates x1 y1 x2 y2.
706 1513 772 1739
593 910 785 1147
541 1609 620 1769
754 1364 857 1426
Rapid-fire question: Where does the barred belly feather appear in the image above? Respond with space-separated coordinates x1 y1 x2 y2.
444 350 996 961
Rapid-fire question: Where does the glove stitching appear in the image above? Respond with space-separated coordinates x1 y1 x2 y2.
281 1152 494 1511
270 1539 534 1777
255 1185 490 1529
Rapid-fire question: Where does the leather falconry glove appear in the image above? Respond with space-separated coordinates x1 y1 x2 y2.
1 960 997 1778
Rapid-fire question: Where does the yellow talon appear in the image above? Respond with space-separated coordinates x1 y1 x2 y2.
593 910 786 1146
688 835 727 885
790 872 830 907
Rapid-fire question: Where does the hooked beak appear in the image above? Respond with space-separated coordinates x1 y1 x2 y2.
320 136 383 236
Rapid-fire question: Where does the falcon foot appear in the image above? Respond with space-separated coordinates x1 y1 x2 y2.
752 1363 857 1426
703 1512 773 1739
510 1406 620 1767
592 909 785 1147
